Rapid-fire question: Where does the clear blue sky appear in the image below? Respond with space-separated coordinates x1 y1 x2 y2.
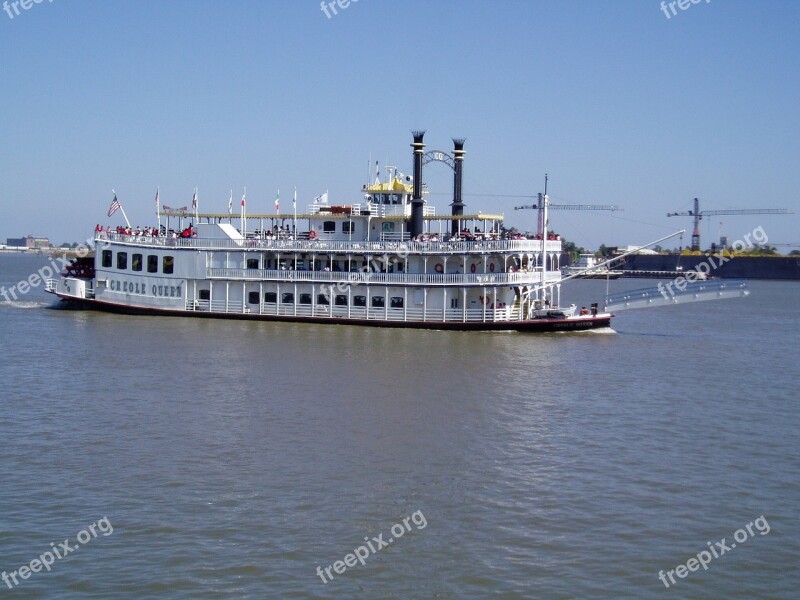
1 0 798 250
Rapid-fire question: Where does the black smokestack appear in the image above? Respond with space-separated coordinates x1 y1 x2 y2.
410 130 426 239
451 138 465 236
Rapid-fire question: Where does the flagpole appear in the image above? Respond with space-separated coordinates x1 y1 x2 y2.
112 189 132 229
156 186 161 232
240 187 246 236
293 187 297 240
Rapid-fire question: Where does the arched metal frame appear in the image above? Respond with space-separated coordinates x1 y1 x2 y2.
422 150 455 171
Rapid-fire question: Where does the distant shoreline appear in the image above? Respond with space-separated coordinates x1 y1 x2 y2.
0 247 47 254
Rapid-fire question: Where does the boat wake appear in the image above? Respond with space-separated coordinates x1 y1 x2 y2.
576 326 617 335
0 300 49 310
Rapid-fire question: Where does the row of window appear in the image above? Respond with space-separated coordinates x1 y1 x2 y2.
198 288 404 308
244 257 404 272
321 221 354 233
102 250 174 274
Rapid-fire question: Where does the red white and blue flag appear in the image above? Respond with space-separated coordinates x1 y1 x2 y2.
108 195 121 217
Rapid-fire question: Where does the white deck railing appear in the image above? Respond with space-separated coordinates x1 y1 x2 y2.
186 300 527 323
205 268 560 286
97 233 561 254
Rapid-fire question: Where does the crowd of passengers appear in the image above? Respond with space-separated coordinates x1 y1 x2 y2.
96 224 196 238
421 229 561 242
96 223 561 242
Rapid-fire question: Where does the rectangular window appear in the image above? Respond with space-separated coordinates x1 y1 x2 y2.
390 297 404 308
323 221 336 233
101 250 112 268
116 252 128 270
450 298 459 309
147 255 158 273
163 256 174 274
335 295 348 306
299 293 312 305
281 292 294 304
248 291 260 304
247 258 259 269
371 296 385 308
198 289 210 300
132 253 143 272
353 295 367 307
342 221 354 234
264 292 277 303
317 294 330 305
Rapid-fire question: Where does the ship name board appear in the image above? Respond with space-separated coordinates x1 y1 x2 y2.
108 278 182 298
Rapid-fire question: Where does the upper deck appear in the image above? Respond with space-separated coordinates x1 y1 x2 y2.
97 232 563 255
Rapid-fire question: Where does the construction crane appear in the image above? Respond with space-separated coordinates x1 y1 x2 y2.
667 198 793 251
513 175 622 235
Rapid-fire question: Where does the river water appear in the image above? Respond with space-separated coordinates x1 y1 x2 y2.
1 253 797 598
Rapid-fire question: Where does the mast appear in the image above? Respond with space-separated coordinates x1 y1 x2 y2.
541 174 549 305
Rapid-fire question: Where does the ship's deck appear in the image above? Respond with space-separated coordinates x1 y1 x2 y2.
96 233 562 254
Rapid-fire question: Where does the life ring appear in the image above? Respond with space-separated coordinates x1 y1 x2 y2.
308 230 317 240
489 263 495 272
470 264 477 273
434 263 444 273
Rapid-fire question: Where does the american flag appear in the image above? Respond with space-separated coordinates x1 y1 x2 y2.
108 195 121 217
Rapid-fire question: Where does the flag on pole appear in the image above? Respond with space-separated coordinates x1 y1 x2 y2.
154 188 160 212
108 194 121 217
292 187 298 240
191 190 197 210
314 192 329 204
274 190 280 213
374 161 380 185
240 187 247 236
228 190 233 214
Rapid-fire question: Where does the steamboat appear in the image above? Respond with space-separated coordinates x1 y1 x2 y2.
46 132 611 332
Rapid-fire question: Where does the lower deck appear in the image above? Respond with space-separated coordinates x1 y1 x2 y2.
46 275 609 331
50 292 612 332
